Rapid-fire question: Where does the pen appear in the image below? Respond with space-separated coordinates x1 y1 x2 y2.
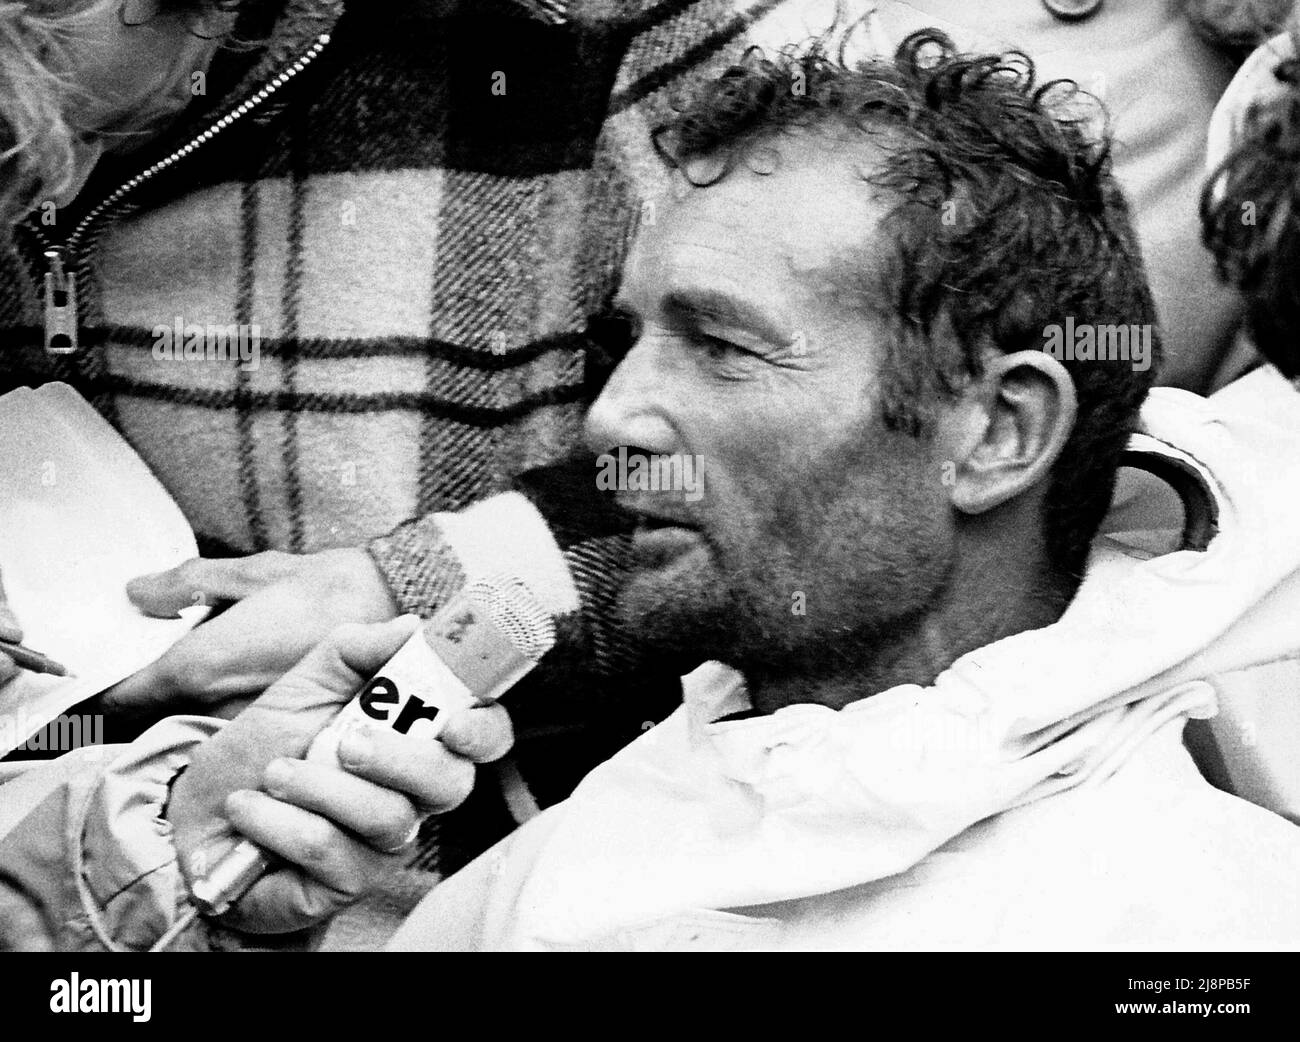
0 639 69 677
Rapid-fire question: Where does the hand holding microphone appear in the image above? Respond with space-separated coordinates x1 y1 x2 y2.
164 576 556 934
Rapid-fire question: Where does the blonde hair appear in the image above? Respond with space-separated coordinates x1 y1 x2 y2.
0 0 240 225
0 0 93 223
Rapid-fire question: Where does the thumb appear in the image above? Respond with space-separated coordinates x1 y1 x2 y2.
127 553 299 618
253 615 423 718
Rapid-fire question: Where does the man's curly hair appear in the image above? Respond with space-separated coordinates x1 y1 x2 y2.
1202 38 1300 379
652 28 1160 582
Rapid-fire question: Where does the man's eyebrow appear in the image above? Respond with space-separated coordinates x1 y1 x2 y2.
662 287 790 345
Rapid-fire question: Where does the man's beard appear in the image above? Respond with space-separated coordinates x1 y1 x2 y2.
617 532 758 676
617 480 954 686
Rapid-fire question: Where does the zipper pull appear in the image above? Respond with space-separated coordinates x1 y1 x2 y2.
43 248 79 354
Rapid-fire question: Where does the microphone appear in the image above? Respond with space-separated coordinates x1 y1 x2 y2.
188 575 556 916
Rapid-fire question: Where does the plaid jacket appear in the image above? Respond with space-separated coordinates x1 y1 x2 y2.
0 0 788 864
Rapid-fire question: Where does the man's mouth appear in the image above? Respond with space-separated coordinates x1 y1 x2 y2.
636 514 697 533
630 518 703 569
615 494 699 533
617 501 705 564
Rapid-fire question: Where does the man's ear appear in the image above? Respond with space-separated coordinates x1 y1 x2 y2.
943 350 1077 515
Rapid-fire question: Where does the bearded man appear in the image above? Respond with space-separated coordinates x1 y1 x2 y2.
389 31 1300 951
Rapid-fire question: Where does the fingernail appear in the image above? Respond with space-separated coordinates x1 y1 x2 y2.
338 726 374 768
263 758 294 797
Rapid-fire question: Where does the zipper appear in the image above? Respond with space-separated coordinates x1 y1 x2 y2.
42 248 78 354
32 32 332 355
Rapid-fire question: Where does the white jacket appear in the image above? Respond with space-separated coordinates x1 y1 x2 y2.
390 370 1300 951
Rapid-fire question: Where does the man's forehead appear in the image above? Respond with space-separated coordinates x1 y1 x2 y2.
626 135 893 307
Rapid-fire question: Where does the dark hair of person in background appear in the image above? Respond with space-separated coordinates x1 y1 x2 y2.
1202 33 1300 380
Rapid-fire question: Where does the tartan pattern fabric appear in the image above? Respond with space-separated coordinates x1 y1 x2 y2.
0 0 797 855
0 0 787 553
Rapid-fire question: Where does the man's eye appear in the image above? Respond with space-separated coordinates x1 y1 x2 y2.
700 334 741 360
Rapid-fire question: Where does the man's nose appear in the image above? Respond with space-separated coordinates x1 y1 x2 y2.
584 340 678 457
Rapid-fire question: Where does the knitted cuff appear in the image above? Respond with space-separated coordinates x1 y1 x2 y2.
367 492 580 619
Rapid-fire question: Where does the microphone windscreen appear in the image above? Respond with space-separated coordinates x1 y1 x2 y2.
435 492 581 618
466 575 556 662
